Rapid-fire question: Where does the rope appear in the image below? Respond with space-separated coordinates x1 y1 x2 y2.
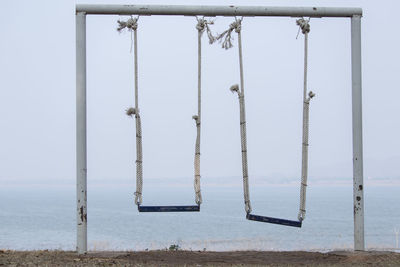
224 17 314 218
296 18 314 222
120 17 215 207
222 18 252 214
192 17 214 205
230 84 251 214
196 17 216 44
192 17 215 205
117 17 139 53
119 17 143 205
216 18 242 49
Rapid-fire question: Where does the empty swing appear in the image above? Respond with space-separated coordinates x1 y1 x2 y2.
117 17 215 212
219 18 315 227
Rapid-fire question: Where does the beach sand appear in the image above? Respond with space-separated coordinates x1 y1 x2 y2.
1 250 400 266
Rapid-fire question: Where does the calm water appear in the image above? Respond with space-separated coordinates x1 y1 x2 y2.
0 182 399 251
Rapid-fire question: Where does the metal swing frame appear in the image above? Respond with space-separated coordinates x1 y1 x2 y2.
76 4 364 254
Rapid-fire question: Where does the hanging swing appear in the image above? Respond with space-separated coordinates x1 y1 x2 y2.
218 18 315 227
117 17 215 212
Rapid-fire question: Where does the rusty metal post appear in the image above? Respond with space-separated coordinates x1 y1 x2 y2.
76 11 87 254
351 14 365 251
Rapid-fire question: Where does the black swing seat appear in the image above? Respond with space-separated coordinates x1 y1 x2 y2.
138 204 200 212
246 213 302 228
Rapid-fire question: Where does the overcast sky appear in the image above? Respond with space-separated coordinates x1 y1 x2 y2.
0 0 399 185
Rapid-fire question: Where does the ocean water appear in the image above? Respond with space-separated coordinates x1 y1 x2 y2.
0 181 399 251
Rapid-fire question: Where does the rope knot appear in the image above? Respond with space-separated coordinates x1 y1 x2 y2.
305 91 315 104
230 20 241 33
216 18 242 50
196 19 207 32
196 17 216 44
117 17 138 32
230 84 240 94
127 17 138 30
296 18 310 34
126 107 138 117
117 16 139 52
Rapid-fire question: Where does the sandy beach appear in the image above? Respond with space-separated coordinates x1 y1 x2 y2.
1 250 400 266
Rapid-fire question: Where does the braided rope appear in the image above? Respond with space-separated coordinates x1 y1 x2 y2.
120 17 215 206
119 17 143 206
224 18 252 214
192 18 213 205
193 18 215 205
296 18 314 222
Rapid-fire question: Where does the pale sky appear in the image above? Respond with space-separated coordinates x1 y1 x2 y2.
0 0 399 185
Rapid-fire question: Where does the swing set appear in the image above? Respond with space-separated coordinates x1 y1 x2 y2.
119 16 313 227
117 17 216 213
76 4 364 254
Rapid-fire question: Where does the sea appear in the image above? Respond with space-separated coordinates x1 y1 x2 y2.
1 180 399 252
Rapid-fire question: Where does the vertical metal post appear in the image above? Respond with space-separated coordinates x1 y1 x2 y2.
351 15 365 251
76 11 87 254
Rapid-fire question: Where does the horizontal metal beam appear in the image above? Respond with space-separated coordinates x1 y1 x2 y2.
76 4 362 18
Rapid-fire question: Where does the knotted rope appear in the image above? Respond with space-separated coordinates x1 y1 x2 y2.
196 17 216 44
296 18 310 35
230 83 251 214
117 17 138 32
216 18 242 50
296 18 315 222
117 17 139 53
120 17 215 207
220 18 251 214
192 17 215 205
119 16 143 205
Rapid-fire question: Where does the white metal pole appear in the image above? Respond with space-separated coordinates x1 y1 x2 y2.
76 4 362 18
76 11 87 254
351 15 365 251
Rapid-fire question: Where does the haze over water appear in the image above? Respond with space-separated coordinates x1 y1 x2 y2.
1 181 399 251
